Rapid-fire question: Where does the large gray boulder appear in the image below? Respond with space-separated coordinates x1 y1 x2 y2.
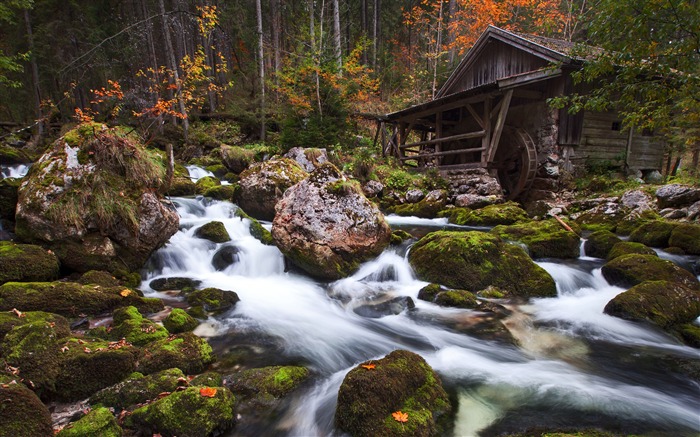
656 184 700 208
236 158 307 221
14 123 178 273
272 163 391 280
283 147 329 172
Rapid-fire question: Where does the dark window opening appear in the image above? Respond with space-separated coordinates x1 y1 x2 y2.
611 121 621 131
642 128 653 136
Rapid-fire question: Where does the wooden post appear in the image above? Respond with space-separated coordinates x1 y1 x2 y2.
487 90 513 164
481 98 492 166
435 111 443 166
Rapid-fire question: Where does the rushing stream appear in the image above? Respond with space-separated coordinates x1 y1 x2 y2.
142 196 700 436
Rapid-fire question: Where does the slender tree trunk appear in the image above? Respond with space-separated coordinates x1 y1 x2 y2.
255 0 266 141
159 0 189 140
361 0 368 65
431 0 444 99
24 9 43 140
448 0 456 64
372 0 379 70
333 0 342 73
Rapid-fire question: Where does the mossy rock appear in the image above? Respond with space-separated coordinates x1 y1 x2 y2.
169 176 197 196
163 308 199 333
194 176 221 194
629 220 677 248
149 277 201 292
604 280 700 331
90 368 186 411
0 281 164 317
0 310 69 340
434 290 478 309
228 365 309 403
439 202 530 226
491 219 581 259
668 223 700 255
0 374 53 437
601 254 700 290
137 332 214 375
186 287 240 316
616 209 662 236
234 208 273 245
409 231 556 298
57 407 122 437
583 230 621 259
194 221 230 243
205 164 227 177
126 386 235 437
0 144 31 164
387 195 447 219
190 372 223 387
221 145 257 173
0 178 20 221
335 349 452 437
675 323 700 348
574 209 622 232
78 270 121 287
390 230 413 245
417 284 443 302
0 242 60 285
109 306 169 346
203 184 238 202
606 241 657 261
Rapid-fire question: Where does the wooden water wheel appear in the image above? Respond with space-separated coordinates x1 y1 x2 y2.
492 127 538 199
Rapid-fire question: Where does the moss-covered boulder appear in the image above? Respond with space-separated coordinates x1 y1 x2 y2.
57 407 122 437
606 241 657 261
109 306 168 346
0 241 60 285
233 207 274 245
434 289 479 309
614 208 661 236
168 175 197 196
0 374 53 437
186 287 240 316
194 176 220 195
163 308 199 333
0 281 163 317
0 144 31 164
14 123 179 274
491 219 581 259
0 177 20 222
90 368 186 411
604 281 700 330
583 230 621 259
440 202 529 226
0 310 69 340
237 158 307 221
220 145 256 174
390 230 413 245
203 184 238 202
417 284 443 302
574 203 624 232
137 332 214 375
272 163 391 280
190 372 223 387
387 190 447 219
78 270 121 287
676 323 700 348
629 220 677 248
149 277 201 292
668 223 700 255
227 365 309 413
601 254 700 289
126 386 235 437
335 350 452 437
409 231 556 298
194 221 230 243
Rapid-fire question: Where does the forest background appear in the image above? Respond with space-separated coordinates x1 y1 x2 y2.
0 0 698 168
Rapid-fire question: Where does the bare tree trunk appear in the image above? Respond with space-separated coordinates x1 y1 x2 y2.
255 0 266 141
372 0 379 70
271 0 281 79
431 0 444 99
691 143 700 176
159 0 189 140
448 0 456 64
333 0 342 73
24 9 43 140
361 0 368 65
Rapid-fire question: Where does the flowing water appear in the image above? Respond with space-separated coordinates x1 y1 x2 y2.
143 197 700 436
0 163 29 179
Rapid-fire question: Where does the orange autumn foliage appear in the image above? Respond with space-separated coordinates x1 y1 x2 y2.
392 411 409 423
360 363 376 370
199 387 217 397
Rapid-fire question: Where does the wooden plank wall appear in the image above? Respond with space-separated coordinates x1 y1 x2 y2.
448 41 549 94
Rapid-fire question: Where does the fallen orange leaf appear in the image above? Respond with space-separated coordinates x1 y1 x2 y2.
392 411 408 423
120 289 132 297
199 387 217 397
360 363 376 370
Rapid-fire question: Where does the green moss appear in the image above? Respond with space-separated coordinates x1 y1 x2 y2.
0 242 60 285
163 308 199 333
574 210 620 232
629 220 677 248
0 178 20 221
90 368 185 411
440 202 530 226
387 195 447 219
0 374 53 437
409 231 556 298
417 284 443 302
668 223 700 255
0 144 31 164
194 221 231 243
234 208 274 245
205 164 227 177
109 306 168 346
228 366 309 401
78 270 121 287
203 184 238 201
186 287 239 315
491 219 582 259
137 332 214 375
616 209 661 236
57 407 121 437
126 386 235 437
675 323 700 348
390 230 413 245
606 241 657 261
434 290 478 309
601 254 700 289
194 176 221 194
168 176 197 196
190 372 223 387
583 230 621 259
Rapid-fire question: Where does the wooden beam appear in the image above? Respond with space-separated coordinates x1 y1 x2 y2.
481 98 492 165
487 89 513 163
435 111 443 166
399 130 486 149
513 89 544 99
399 146 487 161
465 103 484 129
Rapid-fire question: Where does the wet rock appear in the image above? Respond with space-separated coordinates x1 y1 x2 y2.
354 296 415 318
616 208 661 236
662 208 686 219
417 283 443 302
491 218 581 259
109 306 168 346
574 201 624 232
236 158 307 221
405 189 425 203
386 190 447 218
687 200 700 221
604 280 700 329
78 270 121 287
607 242 657 261
57 406 121 437
163 308 199 333
0 281 163 318
629 220 677 248
186 287 240 316
440 201 529 226
434 289 478 309
272 163 391 280
220 145 256 174
284 147 328 172
15 123 178 274
409 231 556 298
390 230 413 245
0 374 53 437
90 368 186 411
233 208 274 245
668 223 700 255
126 386 235 437
194 220 231 243
194 176 220 195
0 178 20 222
583 230 621 259
190 372 223 387
453 193 501 209
203 184 238 202
601 254 700 289
211 245 240 270
363 180 384 198
226 365 309 415
335 349 452 437
621 189 653 210
656 184 700 208
137 332 214 375
149 277 201 292
0 241 60 285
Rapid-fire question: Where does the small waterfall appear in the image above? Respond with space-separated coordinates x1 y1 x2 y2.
186 165 215 181
1 163 29 179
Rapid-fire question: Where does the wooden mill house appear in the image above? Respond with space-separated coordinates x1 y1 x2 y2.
379 26 665 199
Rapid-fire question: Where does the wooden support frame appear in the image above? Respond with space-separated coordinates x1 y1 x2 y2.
487 89 513 163
399 130 486 149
